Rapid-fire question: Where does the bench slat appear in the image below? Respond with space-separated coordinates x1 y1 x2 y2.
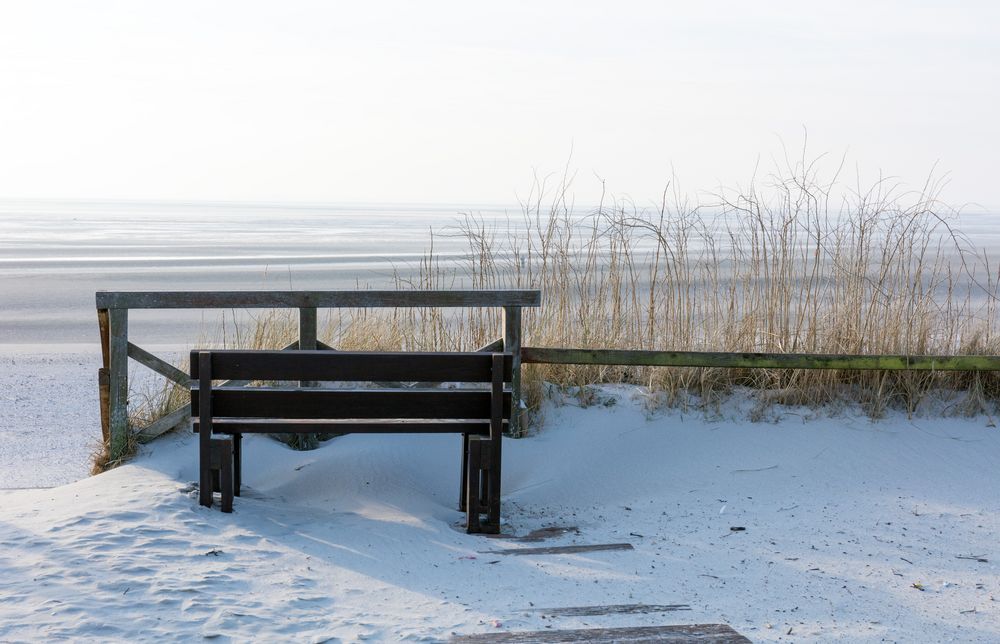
192 387 512 419
191 350 513 382
193 419 500 434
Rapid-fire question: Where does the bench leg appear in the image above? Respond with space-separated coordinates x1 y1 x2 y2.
459 433 469 512
219 442 234 513
466 438 500 534
233 433 242 497
208 438 234 513
465 437 484 533
486 459 501 533
199 432 213 509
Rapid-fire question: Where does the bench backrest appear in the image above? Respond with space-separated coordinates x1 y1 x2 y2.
191 350 512 434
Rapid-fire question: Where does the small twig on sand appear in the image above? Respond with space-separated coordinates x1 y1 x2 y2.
956 554 989 563
731 465 778 474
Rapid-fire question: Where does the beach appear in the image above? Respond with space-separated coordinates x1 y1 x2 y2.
1 200 999 640
1 387 997 641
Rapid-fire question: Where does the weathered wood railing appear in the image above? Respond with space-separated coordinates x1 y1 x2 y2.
96 290 541 463
520 347 1000 371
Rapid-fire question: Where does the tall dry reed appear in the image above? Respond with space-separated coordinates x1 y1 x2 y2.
128 156 1000 445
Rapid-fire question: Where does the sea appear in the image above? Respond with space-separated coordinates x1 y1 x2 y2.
0 199 523 349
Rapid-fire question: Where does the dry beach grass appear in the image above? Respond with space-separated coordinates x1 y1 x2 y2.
121 156 1000 463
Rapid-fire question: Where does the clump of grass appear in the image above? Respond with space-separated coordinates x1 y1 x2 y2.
90 431 138 474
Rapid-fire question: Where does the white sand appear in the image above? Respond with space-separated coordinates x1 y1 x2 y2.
0 348 99 488
1 387 997 642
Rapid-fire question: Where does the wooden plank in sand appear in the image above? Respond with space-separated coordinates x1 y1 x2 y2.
451 623 751 643
524 604 691 617
480 543 634 556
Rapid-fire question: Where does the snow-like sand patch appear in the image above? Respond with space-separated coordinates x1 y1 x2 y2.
0 348 99 488
1 388 998 641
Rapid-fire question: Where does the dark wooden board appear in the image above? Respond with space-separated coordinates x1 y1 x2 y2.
525 604 691 617
97 289 542 310
191 388 512 420
480 543 634 556
194 419 496 435
451 623 751 643
191 350 513 382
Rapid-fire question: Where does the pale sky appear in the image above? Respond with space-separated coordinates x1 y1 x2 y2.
1 1 997 208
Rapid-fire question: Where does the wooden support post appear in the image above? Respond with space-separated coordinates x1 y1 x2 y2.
503 306 523 437
107 308 129 463
97 308 111 446
98 368 110 445
487 352 504 532
298 306 319 449
198 351 213 508
298 306 318 351
97 308 111 369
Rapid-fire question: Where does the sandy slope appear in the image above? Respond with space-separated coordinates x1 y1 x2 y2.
1 388 998 642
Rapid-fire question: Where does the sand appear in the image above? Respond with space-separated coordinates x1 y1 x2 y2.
1 387 997 642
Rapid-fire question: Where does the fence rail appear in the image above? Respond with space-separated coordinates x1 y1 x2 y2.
521 347 1000 371
96 290 541 310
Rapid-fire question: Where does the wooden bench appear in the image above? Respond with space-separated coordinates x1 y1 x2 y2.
190 349 512 533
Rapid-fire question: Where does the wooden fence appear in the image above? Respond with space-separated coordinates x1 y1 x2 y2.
96 290 541 463
520 347 1000 371
96 288 1000 465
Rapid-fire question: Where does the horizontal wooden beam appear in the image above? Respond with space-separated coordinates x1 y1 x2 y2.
96 290 541 310
191 350 513 383
192 387 513 419
194 419 497 435
521 347 1000 371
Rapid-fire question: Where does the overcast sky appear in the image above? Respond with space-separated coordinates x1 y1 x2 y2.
1 1 997 208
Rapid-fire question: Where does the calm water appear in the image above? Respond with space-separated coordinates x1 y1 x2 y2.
2 199 999 348
0 200 522 346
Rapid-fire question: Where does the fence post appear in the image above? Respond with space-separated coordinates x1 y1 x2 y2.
503 305 523 437
297 306 319 449
107 308 129 462
298 306 318 357
97 309 111 446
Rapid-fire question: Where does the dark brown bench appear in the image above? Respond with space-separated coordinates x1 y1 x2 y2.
190 349 512 533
